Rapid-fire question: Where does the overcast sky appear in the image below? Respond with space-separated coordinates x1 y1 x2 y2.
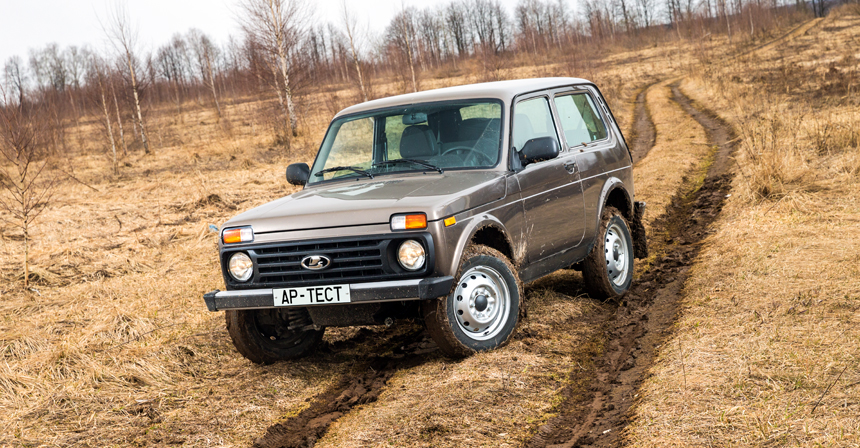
0 0 528 67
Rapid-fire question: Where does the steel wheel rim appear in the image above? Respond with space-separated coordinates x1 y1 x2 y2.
605 222 630 287
453 265 511 341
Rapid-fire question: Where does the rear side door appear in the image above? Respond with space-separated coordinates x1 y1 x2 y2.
559 87 629 237
513 93 587 263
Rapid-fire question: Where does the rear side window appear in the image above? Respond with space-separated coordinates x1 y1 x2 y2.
553 93 608 147
512 97 558 152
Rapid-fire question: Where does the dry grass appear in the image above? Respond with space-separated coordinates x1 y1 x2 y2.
0 18 814 445
626 12 860 447
0 42 689 446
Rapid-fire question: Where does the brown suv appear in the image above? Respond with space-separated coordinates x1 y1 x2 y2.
203 78 647 363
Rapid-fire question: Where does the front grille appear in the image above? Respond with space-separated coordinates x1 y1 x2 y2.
222 233 434 289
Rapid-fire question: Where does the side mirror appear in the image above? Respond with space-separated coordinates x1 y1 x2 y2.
520 137 560 166
286 163 310 186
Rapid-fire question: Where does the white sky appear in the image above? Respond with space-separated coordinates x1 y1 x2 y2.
0 0 527 67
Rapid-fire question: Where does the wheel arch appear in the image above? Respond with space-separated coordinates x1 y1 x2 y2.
595 177 647 259
596 178 634 225
450 216 517 276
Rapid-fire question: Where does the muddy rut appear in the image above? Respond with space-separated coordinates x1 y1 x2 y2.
628 84 658 164
526 82 737 448
253 327 437 448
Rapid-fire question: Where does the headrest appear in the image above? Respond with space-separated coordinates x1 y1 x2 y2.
400 125 436 159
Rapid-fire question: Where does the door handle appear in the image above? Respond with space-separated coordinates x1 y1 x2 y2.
563 161 577 174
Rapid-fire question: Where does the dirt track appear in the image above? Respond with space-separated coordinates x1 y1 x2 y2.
525 83 737 448
628 84 657 164
253 326 438 448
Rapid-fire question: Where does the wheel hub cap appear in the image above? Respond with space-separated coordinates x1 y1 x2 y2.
605 223 629 287
454 265 511 341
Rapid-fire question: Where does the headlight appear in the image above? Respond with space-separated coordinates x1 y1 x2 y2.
397 240 425 271
228 252 253 282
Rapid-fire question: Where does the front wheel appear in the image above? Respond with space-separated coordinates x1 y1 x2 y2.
225 308 324 364
582 206 634 300
421 245 522 358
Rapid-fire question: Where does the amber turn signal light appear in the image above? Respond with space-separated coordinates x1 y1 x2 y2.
222 227 254 244
390 213 427 231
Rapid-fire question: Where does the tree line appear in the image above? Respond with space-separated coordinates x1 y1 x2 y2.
0 0 827 287
3 0 817 154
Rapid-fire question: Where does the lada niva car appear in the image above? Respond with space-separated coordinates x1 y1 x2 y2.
203 77 647 363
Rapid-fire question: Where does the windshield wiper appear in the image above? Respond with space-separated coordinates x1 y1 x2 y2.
313 166 374 179
373 158 443 173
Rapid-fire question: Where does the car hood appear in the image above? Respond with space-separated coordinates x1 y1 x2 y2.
223 171 507 234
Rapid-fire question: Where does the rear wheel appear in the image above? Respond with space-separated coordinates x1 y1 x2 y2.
225 308 324 364
583 206 634 300
421 245 521 358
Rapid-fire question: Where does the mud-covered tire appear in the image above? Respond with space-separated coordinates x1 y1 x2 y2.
225 309 324 364
421 245 522 358
583 206 634 300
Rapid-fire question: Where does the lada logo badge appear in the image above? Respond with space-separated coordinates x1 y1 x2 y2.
301 255 331 270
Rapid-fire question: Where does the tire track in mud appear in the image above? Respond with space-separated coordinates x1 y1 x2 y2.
253 326 438 448
628 83 658 165
526 82 737 448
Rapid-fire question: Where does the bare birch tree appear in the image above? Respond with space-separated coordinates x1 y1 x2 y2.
103 3 151 154
341 1 368 102
238 0 308 150
189 29 224 119
89 56 119 174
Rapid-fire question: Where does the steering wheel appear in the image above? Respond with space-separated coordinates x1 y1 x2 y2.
440 145 494 166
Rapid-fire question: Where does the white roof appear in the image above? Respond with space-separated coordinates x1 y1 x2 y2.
334 77 592 118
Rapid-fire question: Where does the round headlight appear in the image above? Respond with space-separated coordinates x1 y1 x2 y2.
397 240 426 271
228 252 253 282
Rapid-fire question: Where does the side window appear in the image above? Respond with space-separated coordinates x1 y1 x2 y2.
512 97 558 152
553 93 608 147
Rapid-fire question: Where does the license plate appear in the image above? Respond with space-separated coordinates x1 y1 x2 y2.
273 284 351 307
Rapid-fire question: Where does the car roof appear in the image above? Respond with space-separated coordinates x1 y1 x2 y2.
334 77 592 118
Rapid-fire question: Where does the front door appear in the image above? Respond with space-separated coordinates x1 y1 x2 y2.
513 94 587 263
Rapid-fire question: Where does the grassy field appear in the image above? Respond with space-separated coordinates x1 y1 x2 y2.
1 9 857 447
627 10 860 446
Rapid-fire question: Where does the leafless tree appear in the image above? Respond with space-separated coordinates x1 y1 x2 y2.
238 0 309 149
341 1 368 102
2 57 26 106
110 71 128 157
89 56 119 174
189 29 224 118
0 85 58 289
103 2 151 154
638 0 655 28
387 7 419 92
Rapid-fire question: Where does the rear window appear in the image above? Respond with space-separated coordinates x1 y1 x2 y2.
553 93 608 147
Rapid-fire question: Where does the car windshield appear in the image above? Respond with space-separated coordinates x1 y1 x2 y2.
309 99 503 184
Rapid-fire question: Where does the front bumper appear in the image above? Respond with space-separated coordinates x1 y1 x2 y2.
202 276 455 311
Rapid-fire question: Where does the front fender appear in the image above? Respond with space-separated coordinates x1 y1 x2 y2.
447 214 516 277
